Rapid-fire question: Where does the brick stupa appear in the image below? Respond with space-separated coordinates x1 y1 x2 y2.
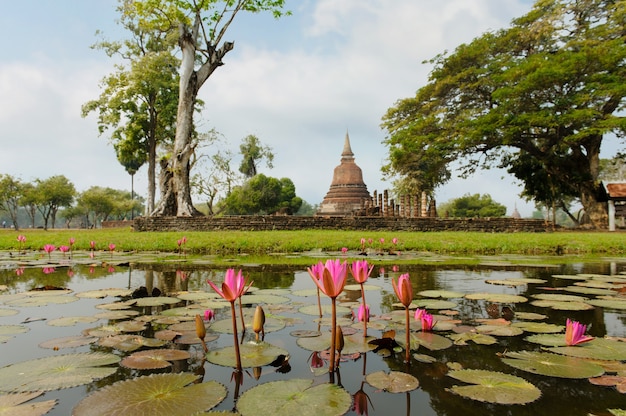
317 132 371 215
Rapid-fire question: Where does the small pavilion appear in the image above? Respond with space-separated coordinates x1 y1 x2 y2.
317 133 372 216
601 182 626 231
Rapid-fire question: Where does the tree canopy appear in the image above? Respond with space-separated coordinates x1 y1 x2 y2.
219 174 302 215
382 0 626 227
439 193 507 218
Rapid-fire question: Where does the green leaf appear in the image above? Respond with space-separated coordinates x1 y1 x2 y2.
73 373 226 416
0 391 56 416
365 371 419 393
501 350 605 379
465 293 528 303
447 369 541 404
236 379 351 416
0 352 120 392
546 337 626 361
206 341 289 368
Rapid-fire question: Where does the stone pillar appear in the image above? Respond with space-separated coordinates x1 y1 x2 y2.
384 190 389 217
609 200 616 231
378 193 383 216
412 195 419 218
421 191 428 218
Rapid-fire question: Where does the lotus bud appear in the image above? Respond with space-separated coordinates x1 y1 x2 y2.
195 314 208 353
335 325 345 356
253 366 263 380
253 305 266 341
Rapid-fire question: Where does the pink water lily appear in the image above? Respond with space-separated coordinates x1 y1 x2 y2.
415 308 435 331
350 260 374 284
108 243 115 251
308 259 348 299
43 244 55 259
565 319 594 346
69 238 75 246
357 304 370 322
207 269 251 302
89 241 96 250
392 273 413 308
204 309 215 321
17 235 26 243
59 245 70 254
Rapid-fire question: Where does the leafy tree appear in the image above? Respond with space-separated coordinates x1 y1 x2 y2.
19 182 38 229
77 186 142 227
382 0 626 228
115 137 146 218
599 156 626 182
82 0 180 214
35 175 76 230
135 0 289 216
439 194 506 218
220 174 302 215
238 135 274 178
0 174 22 230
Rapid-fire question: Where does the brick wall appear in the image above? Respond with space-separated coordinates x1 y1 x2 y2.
131 216 549 232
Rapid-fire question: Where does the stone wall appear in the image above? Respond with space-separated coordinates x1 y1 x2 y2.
132 215 549 232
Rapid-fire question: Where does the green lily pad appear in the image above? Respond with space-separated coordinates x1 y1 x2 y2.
47 316 99 327
417 289 464 298
465 293 528 303
365 371 419 393
210 316 285 334
0 352 120 392
476 325 523 336
73 373 226 416
449 332 498 345
236 379 351 416
94 310 140 320
98 334 166 352
511 322 564 333
447 369 541 404
0 308 18 317
6 295 79 307
75 288 132 298
524 334 568 347
413 353 438 363
530 300 594 311
131 296 181 307
532 293 587 302
120 349 190 370
174 291 220 301
344 284 381 292
298 304 351 316
39 335 98 349
501 350 605 378
564 285 617 296
546 337 626 361
411 299 457 309
486 278 546 286
586 298 626 310
397 331 453 351
0 325 29 336
552 274 587 280
0 391 56 416
206 341 289 368
514 312 547 321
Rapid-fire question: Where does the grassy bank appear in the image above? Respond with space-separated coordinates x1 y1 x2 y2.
1 228 625 257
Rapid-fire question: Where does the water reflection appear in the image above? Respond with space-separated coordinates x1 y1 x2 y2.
0 260 624 415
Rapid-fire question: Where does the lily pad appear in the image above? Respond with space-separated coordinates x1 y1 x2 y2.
39 335 98 349
397 331 453 351
298 304 351 316
501 350 605 379
411 299 457 309
511 322 564 333
586 298 626 310
0 308 18 317
530 300 594 311
6 295 78 307
0 352 120 392
120 349 191 370
447 369 541 404
206 341 289 368
0 325 29 336
449 332 498 346
210 316 285 334
98 334 166 352
546 337 626 361
130 296 181 307
238 293 291 304
465 293 528 303
73 373 226 416
75 288 132 298
0 391 56 416
417 289 464 298
476 325 523 337
47 316 99 327
236 379 351 416
524 334 568 347
365 370 419 393
514 312 547 321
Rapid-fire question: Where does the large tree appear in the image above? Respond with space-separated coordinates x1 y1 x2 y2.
219 174 302 215
82 0 180 214
137 0 288 217
0 174 22 230
35 175 76 230
382 0 626 227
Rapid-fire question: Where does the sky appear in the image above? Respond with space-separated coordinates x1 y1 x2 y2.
0 0 563 217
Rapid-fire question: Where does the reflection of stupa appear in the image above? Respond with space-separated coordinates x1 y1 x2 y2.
317 132 371 215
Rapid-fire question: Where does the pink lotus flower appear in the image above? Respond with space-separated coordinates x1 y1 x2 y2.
204 309 215 321
42 267 55 274
90 240 96 250
59 245 70 254
379 238 385 245
308 259 348 299
67 268 75 278
415 308 435 331
392 273 413 307
360 238 366 251
43 244 55 259
350 260 374 284
565 319 594 346
15 267 24 276
69 238 75 246
341 247 348 254
357 304 370 322
392 237 398 245
207 269 251 302
108 243 115 251
308 351 324 369
17 235 26 243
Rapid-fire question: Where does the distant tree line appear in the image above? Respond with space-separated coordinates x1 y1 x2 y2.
0 174 143 231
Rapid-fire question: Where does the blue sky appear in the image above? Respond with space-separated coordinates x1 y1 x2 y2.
0 0 559 217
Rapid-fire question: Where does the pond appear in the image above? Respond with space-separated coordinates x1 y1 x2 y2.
0 253 625 415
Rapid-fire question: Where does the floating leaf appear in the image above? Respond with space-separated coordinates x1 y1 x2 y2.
238 294 290 304
411 299 457 309
120 349 190 370
94 310 140 320
447 369 541 404
0 391 56 416
397 331 453 351
413 353 438 363
73 373 226 416
75 288 132 298
546 337 626 361
514 312 547 321
365 371 419 393
39 335 97 349
530 300 594 311
465 293 528 303
0 308 18 317
236 379 351 416
476 325 523 337
501 350 605 379
511 322 564 333
98 334 166 352
486 277 546 286
130 296 181 307
417 289 464 298
47 316 99 327
207 341 289 368
0 325 29 336
0 352 120 392
298 304 351 316
210 316 285 334
533 293 588 302
524 334 568 347
586 298 626 310
449 332 498 346
564 285 617 296
6 295 78 307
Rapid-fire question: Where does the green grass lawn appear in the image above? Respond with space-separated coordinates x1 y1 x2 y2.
1 227 625 257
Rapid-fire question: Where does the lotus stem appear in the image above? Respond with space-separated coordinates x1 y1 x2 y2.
230 301 242 372
404 305 410 364
329 297 337 373
360 282 367 337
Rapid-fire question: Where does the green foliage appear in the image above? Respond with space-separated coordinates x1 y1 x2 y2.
238 134 274 178
0 174 22 230
220 174 302 215
35 175 76 230
382 0 626 226
77 187 143 227
439 194 506 218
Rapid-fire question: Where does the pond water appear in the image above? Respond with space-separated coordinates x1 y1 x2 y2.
0 256 625 415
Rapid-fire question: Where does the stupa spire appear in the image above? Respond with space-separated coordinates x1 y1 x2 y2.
342 131 354 159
